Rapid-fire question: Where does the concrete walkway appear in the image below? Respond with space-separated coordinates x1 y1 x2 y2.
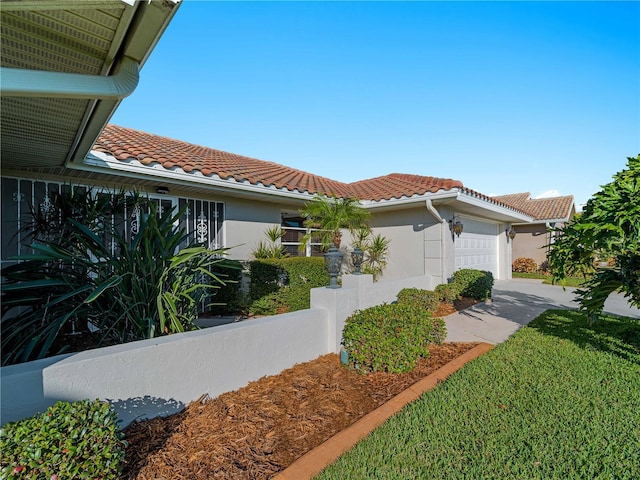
445 279 640 344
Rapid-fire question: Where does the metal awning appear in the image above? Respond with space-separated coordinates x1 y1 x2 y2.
0 0 181 170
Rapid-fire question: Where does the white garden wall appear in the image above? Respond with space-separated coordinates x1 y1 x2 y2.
1 274 433 427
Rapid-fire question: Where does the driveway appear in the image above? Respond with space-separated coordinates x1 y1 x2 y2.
445 279 640 344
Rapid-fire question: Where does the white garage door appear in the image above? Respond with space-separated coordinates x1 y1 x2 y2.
454 218 498 276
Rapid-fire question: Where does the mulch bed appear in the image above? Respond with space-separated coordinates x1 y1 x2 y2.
121 298 480 479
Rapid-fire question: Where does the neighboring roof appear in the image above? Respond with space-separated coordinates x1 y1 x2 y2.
0 0 180 170
493 192 575 221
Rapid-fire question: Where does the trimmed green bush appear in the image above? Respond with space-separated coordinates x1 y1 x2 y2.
342 303 446 374
248 257 329 314
396 288 441 315
0 399 126 479
451 269 494 300
434 282 461 303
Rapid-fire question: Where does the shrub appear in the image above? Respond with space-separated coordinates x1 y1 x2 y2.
451 269 494 300
396 288 441 315
342 303 446 374
434 282 461 304
204 260 244 315
248 257 329 314
0 399 126 479
512 257 538 273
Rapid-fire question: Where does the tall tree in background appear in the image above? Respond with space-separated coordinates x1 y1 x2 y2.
548 156 639 320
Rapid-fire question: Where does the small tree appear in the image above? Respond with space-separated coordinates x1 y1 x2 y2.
548 156 639 320
300 195 370 249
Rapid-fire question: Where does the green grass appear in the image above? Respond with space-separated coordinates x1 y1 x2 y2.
512 272 587 287
316 310 640 479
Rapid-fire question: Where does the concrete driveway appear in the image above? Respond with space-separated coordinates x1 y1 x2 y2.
445 279 640 344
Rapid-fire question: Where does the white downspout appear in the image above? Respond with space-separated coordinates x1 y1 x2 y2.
425 199 446 284
0 56 139 99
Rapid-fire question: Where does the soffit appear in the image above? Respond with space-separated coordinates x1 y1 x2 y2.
0 0 179 170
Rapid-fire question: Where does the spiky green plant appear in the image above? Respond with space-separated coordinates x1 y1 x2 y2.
1 203 228 365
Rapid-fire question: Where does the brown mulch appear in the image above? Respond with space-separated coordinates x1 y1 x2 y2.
122 299 480 480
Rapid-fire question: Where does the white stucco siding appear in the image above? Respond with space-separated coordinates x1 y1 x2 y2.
454 217 499 277
224 198 287 260
369 207 429 281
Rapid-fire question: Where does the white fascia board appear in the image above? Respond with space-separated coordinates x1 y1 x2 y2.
0 57 139 99
78 152 317 202
360 191 460 211
455 192 533 223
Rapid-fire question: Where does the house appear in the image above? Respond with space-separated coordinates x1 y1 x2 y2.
492 193 576 268
3 123 532 286
1 0 532 290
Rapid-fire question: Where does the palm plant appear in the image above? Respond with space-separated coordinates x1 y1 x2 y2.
300 196 370 250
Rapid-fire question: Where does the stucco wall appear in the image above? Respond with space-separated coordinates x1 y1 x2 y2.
1 274 432 427
512 223 551 267
369 206 432 281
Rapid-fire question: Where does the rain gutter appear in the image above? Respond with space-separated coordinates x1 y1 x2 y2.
425 199 447 284
0 56 139 99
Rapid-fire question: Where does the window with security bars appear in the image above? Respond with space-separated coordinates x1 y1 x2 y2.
0 177 225 267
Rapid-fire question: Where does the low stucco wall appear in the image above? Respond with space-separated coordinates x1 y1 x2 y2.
1 274 432 427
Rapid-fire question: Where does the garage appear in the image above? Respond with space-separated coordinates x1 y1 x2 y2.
454 217 499 276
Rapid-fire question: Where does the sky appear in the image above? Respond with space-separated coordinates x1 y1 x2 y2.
111 1 640 210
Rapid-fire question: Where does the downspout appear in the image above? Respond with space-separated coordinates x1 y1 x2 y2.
0 56 139 99
425 199 446 284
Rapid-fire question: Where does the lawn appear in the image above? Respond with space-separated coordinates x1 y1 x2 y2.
513 271 587 287
316 310 640 479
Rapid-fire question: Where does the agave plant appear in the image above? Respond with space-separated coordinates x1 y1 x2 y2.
1 202 229 366
251 225 289 259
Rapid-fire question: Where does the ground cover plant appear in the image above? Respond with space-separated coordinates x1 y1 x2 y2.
1 399 126 479
317 309 640 479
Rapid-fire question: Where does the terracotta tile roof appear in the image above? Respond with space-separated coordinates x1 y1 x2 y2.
493 192 575 221
93 124 526 216
94 125 351 197
348 173 463 201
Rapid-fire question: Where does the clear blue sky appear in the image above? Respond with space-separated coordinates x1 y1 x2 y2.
111 1 640 209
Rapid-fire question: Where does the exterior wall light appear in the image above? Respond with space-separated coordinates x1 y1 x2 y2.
506 226 516 242
324 246 343 288
450 215 464 238
156 186 170 195
351 246 364 274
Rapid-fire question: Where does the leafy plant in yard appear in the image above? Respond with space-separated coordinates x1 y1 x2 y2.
548 156 639 320
342 303 446 374
320 310 640 479
434 282 461 304
451 268 494 300
300 196 370 249
1 203 228 365
396 288 441 315
351 228 390 281
248 257 329 314
251 225 289 259
512 257 538 273
0 399 126 479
